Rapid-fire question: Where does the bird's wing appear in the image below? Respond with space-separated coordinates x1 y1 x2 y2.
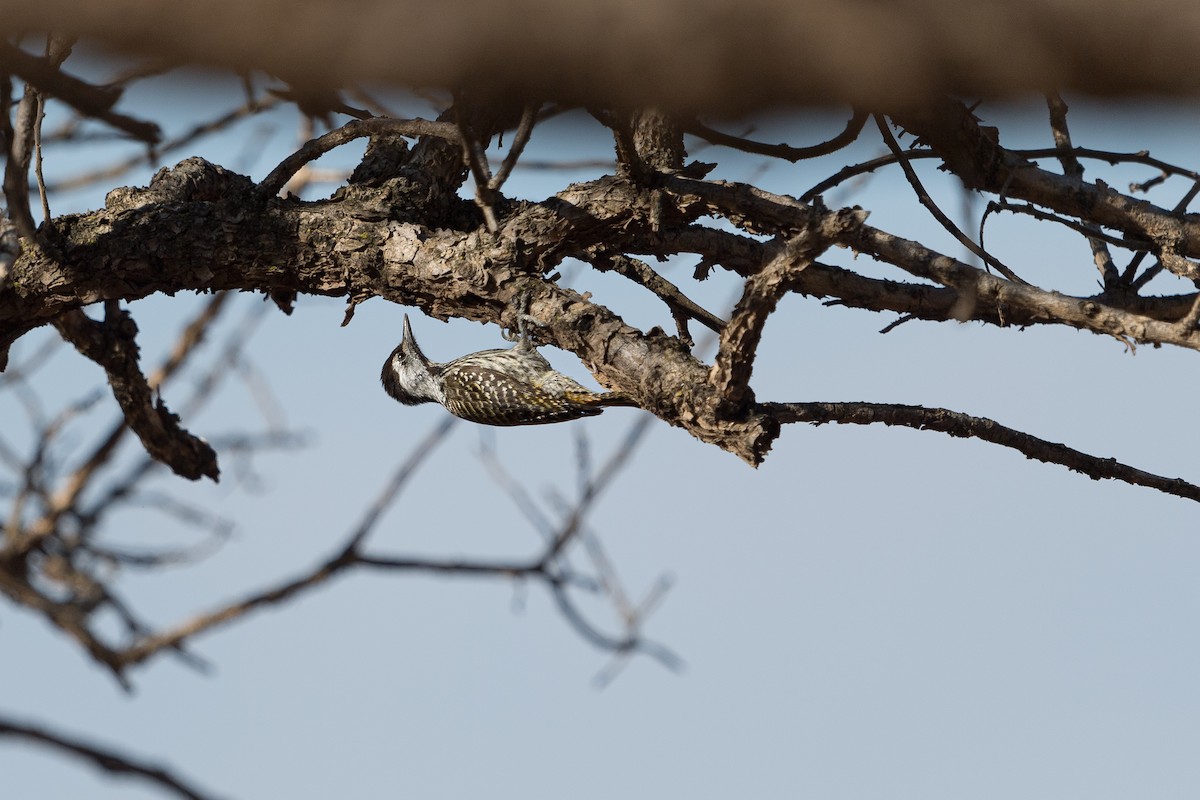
441 365 602 426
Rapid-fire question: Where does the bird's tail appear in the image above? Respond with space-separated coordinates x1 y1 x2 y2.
569 390 639 409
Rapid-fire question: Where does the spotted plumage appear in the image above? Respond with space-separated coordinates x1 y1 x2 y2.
381 314 635 426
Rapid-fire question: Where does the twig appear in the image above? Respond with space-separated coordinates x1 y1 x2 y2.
1045 92 1119 288
0 41 160 143
1014 145 1200 186
1125 181 1200 289
258 116 461 197
709 208 863 416
2 79 38 243
799 149 939 204
340 416 458 553
0 714 222 800
117 416 456 668
52 305 218 481
543 413 654 562
479 412 675 674
685 108 867 162
586 252 726 336
47 95 284 194
454 108 500 232
988 199 1152 251
32 89 51 233
765 401 1200 504
37 295 229 540
488 101 538 193
875 114 1026 284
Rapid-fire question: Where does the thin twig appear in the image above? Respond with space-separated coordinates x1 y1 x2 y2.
340 416 458 553
543 413 654 561
1014 146 1200 185
586 252 726 335
489 101 539 192
1045 92 1119 288
258 116 461 197
685 108 867 162
766 401 1200 504
0 41 160 143
454 108 500 232
32 89 51 233
988 199 1152 251
875 114 1026 284
799 149 939 204
0 715 223 800
47 95 284 194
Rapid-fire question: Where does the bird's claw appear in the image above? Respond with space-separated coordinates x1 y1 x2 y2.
503 289 544 345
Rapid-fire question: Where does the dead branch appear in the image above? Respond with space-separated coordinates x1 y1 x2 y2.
0 714 222 800
767 401 1200 504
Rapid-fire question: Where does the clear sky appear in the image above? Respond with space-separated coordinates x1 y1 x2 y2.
3 68 1200 799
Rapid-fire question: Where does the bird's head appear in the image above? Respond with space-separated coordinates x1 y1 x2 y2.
380 314 442 405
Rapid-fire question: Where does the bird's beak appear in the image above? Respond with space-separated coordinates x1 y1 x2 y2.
401 314 426 363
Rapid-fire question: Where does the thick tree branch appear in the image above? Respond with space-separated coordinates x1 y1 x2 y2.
891 98 1200 281
709 209 863 416
661 174 1200 350
9 1 1200 113
8 153 1200 471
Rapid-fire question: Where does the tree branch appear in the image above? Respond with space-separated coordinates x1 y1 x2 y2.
766 401 1200 504
10 0 1200 112
52 305 218 481
0 714 222 800
685 108 868 161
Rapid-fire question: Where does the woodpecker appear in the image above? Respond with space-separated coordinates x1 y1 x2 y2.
381 314 636 426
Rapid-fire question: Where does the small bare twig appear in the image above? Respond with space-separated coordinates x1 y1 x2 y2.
52 305 218 482
709 207 863 416
1045 93 1119 288
112 416 454 669
488 101 539 193
799 149 940 204
50 299 224 491
766 401 1200 504
341 416 458 553
32 89 51 234
0 714 223 800
586 251 726 338
0 40 160 143
988 199 1153 251
685 108 868 162
454 109 500 232
478 412 676 675
258 116 461 197
1013 146 1200 187
2 78 38 244
875 115 1026 284
47 94 284 194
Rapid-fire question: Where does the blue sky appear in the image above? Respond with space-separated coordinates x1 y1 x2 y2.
3 66 1200 799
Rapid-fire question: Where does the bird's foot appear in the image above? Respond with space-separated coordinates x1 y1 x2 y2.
503 289 543 346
